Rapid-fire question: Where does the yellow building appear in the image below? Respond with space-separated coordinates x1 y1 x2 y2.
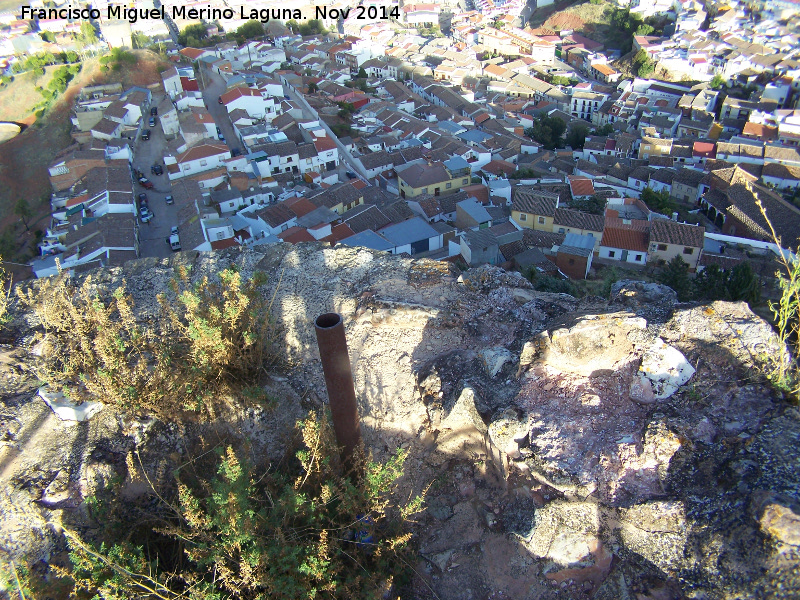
398 160 470 199
510 189 559 230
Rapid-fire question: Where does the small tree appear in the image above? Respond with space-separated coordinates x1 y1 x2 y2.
307 81 318 94
566 125 589 150
14 198 32 231
659 256 691 301
640 187 675 215
357 67 368 79
709 73 726 89
595 123 614 136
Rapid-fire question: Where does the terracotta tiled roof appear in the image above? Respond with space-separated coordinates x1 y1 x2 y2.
553 208 604 232
600 224 649 252
278 226 315 243
512 189 559 216
649 219 704 248
568 176 595 197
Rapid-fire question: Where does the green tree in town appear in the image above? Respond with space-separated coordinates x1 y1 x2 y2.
525 114 566 150
595 123 614 136
131 31 150 49
178 23 208 47
709 73 726 89
566 125 590 150
659 255 691 301
640 187 675 215
236 20 265 41
308 81 318 93
77 20 97 47
692 263 729 301
357 66 368 79
39 31 56 43
726 261 761 304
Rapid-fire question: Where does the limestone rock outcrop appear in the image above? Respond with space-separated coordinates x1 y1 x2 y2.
0 244 797 600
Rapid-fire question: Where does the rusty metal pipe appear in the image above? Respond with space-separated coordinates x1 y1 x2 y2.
314 313 362 466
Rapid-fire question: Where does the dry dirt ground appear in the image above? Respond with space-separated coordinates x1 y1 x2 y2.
0 50 169 279
531 1 619 49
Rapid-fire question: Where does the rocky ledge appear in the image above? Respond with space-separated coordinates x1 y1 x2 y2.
1 243 798 600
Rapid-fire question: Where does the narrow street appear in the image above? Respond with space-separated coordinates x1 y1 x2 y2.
130 95 179 259
198 66 242 155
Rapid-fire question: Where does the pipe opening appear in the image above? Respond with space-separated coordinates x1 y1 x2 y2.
315 313 342 329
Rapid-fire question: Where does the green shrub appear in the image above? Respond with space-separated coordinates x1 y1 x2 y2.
64 411 425 599
19 267 282 416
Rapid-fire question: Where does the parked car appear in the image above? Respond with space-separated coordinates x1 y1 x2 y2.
217 96 223 104
151 164 163 175
165 195 174 205
216 126 221 135
149 117 156 127
137 192 148 206
150 106 157 116
141 129 150 141
218 133 225 142
167 233 181 251
170 226 179 235
346 171 356 179
138 177 154 189
140 206 153 223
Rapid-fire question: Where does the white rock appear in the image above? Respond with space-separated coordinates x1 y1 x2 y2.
635 338 695 400
38 387 104 422
480 347 515 378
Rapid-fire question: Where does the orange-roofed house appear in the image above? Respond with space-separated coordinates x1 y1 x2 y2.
692 141 716 165
589 62 620 84
279 226 315 244
741 122 778 142
568 176 596 199
598 217 649 264
179 47 213 62
284 196 317 218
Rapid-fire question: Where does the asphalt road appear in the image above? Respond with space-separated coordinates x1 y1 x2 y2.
199 67 242 155
130 98 180 260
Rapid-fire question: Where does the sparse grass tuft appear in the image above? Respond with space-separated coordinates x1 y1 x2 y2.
756 200 800 401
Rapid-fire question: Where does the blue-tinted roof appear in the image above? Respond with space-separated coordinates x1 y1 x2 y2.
340 229 393 251
437 121 466 135
443 155 470 171
563 232 595 250
458 129 491 143
379 217 438 245
457 198 492 223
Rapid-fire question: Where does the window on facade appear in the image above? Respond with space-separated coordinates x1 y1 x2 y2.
422 188 428 194
683 247 694 255
199 159 207 166
538 216 545 225
462 178 468 184
558 228 565 234
635 255 642 261
446 182 452 189
658 244 667 251
216 232 225 240
608 250 616 258
519 213 527 221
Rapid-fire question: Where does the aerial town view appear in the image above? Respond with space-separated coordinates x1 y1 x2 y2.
0 0 799 598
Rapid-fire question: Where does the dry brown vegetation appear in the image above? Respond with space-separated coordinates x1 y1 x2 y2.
18 265 283 417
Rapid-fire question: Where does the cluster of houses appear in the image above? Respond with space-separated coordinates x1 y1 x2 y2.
26 0 800 279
